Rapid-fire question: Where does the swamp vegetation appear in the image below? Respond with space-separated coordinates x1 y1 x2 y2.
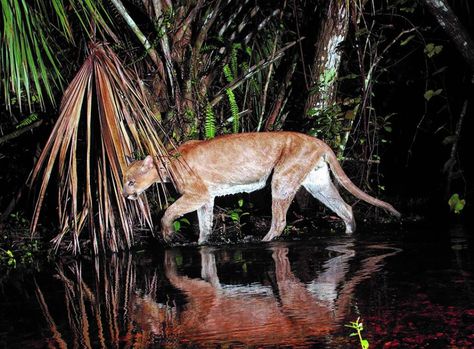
1 0 472 254
1 0 474 347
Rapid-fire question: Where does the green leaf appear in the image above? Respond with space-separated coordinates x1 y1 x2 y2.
175 255 183 266
400 7 415 13
320 68 337 86
454 201 465 214
233 251 243 262
448 194 465 214
225 88 239 133
424 88 442 101
424 43 443 58
242 262 248 273
180 218 191 225
205 103 216 139
173 220 181 232
223 64 234 83
16 113 39 129
442 135 457 145
400 35 415 46
338 73 358 81
307 107 321 118
230 212 240 222
361 339 370 349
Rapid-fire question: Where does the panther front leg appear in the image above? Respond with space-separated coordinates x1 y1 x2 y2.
161 193 211 243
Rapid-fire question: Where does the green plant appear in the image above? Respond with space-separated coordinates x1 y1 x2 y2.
227 199 249 225
205 103 216 139
319 67 337 89
424 43 443 58
448 193 465 214
345 317 369 349
307 103 344 149
15 113 40 129
9 211 29 226
230 43 242 79
184 107 198 139
223 64 240 133
1 0 113 113
223 63 234 83
1 0 62 112
424 88 443 101
226 88 240 133
0 248 16 268
0 239 40 268
173 217 191 233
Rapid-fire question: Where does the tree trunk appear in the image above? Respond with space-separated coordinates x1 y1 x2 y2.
422 0 474 73
304 0 350 117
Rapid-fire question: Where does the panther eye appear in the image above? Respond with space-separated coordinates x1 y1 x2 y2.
127 180 135 186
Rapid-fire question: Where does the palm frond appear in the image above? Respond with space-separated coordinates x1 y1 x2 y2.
1 0 120 115
29 42 171 254
1 0 63 112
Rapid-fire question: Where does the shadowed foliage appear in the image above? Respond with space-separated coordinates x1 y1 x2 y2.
1 0 471 254
1 0 62 112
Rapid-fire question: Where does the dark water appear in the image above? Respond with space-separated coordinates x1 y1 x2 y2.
1 227 473 348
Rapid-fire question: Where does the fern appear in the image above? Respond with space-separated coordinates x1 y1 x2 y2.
205 103 216 139
223 64 234 83
223 63 239 133
226 88 239 133
16 113 39 129
230 43 242 78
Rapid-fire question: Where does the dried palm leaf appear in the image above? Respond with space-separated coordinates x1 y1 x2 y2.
29 42 173 254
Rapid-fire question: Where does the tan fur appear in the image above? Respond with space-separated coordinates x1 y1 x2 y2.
123 132 400 243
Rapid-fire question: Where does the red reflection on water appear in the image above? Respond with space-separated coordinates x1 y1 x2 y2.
132 244 399 347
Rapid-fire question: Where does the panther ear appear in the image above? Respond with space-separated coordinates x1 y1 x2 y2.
142 155 155 170
125 155 135 165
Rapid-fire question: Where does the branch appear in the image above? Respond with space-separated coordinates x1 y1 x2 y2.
264 61 297 131
0 120 43 145
109 0 165 75
194 0 221 55
153 0 176 96
443 99 468 195
257 35 279 131
422 0 474 73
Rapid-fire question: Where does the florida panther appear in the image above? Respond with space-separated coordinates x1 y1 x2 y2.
123 132 400 243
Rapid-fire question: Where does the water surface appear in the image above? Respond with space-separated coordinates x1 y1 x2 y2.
1 228 473 348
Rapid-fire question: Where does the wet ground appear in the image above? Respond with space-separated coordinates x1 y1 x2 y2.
0 225 473 348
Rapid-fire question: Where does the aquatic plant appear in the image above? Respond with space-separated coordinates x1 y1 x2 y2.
346 317 369 349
